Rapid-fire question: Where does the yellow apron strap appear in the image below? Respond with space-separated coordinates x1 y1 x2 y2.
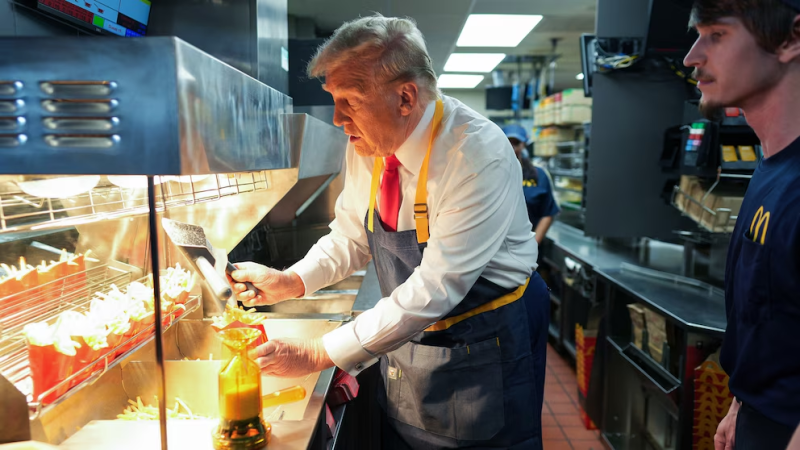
424 278 530 332
367 98 444 240
367 157 384 233
414 99 444 244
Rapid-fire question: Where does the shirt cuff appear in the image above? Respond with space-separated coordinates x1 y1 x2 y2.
322 322 379 377
287 258 327 296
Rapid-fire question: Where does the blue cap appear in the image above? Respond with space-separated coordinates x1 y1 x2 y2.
502 124 529 143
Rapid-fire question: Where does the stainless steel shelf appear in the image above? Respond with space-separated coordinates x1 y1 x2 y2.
555 186 583 195
0 267 200 415
0 172 271 234
560 202 583 211
550 170 584 178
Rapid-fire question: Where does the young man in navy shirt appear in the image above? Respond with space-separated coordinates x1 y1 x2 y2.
684 0 800 449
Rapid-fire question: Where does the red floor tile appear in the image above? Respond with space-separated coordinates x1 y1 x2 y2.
542 426 566 440
555 413 586 428
546 392 573 404
557 374 578 386
548 402 578 414
570 440 605 450
552 365 574 375
542 413 558 427
545 383 566 395
543 440 573 450
562 426 600 441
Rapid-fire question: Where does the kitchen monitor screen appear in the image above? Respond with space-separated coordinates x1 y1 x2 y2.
37 0 151 37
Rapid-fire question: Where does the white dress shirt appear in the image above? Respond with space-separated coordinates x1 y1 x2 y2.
289 95 539 375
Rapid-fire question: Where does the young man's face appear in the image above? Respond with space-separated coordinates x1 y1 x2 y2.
684 17 784 118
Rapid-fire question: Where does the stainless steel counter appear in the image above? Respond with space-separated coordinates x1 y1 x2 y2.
545 221 727 334
546 222 642 271
59 368 336 450
599 265 726 334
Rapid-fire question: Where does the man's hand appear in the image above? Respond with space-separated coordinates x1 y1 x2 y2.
252 338 334 378
229 262 305 306
715 398 740 450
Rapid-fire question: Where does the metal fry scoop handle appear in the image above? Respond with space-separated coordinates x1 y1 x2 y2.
160 217 234 300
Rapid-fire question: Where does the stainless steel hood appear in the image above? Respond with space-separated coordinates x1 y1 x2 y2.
0 36 292 175
0 35 346 270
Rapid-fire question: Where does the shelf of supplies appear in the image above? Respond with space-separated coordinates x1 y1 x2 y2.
550 170 584 178
560 203 583 211
556 141 584 148
555 186 583 195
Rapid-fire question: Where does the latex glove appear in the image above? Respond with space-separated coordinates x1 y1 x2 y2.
714 398 739 450
253 338 334 378
228 262 305 307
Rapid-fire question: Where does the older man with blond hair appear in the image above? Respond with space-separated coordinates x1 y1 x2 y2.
230 15 550 449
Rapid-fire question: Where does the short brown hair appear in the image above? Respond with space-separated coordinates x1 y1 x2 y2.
689 0 798 53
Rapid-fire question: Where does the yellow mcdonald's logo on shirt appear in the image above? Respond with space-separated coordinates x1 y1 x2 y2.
523 179 538 188
749 206 770 245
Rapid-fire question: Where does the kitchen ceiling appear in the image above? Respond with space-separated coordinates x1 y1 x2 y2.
288 0 597 92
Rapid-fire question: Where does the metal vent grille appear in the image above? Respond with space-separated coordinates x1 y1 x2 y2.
0 81 27 148
39 80 120 149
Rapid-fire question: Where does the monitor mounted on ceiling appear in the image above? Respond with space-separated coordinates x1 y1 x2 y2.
25 0 152 36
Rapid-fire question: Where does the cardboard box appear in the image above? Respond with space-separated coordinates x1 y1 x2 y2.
643 307 667 364
627 304 646 350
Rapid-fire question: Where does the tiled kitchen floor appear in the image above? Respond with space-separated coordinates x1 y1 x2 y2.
543 344 607 450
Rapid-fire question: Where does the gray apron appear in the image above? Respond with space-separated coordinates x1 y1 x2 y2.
366 209 548 449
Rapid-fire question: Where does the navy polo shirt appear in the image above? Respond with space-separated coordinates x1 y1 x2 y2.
721 136 800 427
520 160 560 228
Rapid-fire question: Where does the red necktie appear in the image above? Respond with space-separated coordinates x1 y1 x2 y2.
380 155 402 232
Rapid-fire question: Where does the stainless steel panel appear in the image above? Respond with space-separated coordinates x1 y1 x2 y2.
174 39 292 175
256 0 289 94
285 113 346 180
266 291 357 315
0 36 292 176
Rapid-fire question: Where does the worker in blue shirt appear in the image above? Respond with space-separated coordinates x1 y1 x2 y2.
684 0 800 449
503 124 560 243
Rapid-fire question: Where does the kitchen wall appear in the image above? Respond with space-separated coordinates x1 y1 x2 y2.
442 88 489 118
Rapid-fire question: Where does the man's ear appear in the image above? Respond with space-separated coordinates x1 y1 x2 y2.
397 82 420 117
777 14 800 63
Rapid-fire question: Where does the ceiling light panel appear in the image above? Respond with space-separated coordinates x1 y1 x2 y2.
444 53 507 73
457 14 543 48
438 74 485 89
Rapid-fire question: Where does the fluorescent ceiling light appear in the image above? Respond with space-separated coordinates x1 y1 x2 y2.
576 73 585 80
457 14 543 47
438 74 485 89
444 53 506 73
